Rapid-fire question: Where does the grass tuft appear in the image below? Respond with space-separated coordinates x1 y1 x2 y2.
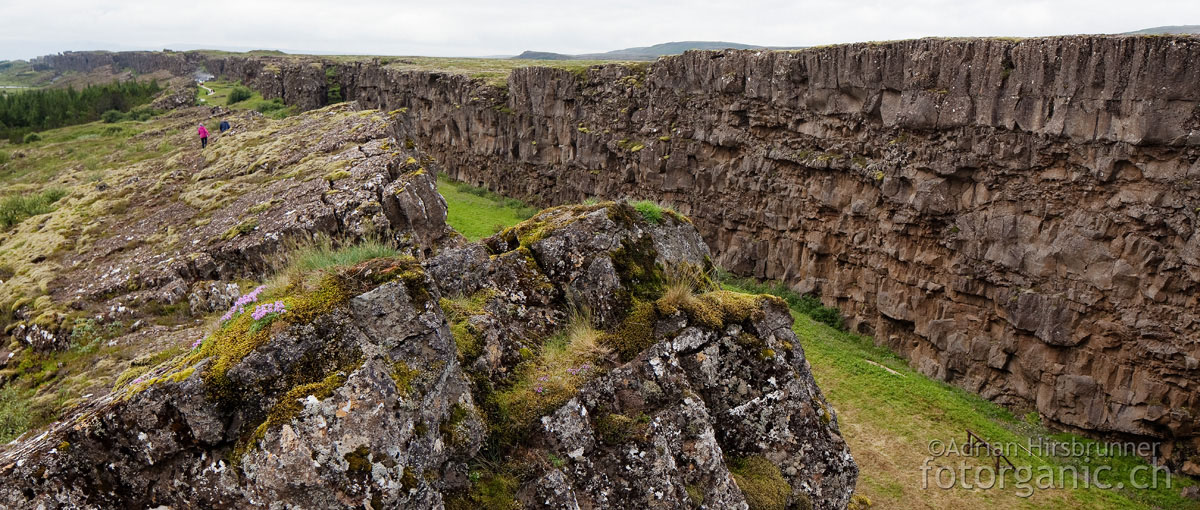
631 200 665 224
494 311 609 426
730 456 792 510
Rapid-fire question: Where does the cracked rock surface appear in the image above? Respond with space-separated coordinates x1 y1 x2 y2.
0 201 856 509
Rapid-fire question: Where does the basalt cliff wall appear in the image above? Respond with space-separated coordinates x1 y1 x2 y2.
36 36 1200 468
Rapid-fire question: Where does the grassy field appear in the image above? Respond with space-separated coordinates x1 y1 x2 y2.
197 80 296 118
437 175 538 240
438 190 1198 510
0 61 56 88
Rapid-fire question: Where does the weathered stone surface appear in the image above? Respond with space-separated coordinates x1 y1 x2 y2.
0 202 855 509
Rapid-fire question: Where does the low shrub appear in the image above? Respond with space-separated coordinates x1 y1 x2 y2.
0 384 32 444
227 85 254 104
254 98 285 113
126 106 157 121
0 188 67 229
22 132 40 144
101 109 125 123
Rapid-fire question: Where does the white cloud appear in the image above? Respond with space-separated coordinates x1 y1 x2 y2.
1 0 1197 60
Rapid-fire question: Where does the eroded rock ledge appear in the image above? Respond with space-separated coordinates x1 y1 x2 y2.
0 202 856 509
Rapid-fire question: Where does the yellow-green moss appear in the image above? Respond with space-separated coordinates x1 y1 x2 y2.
440 289 495 361
595 411 650 444
847 494 871 510
401 466 419 490
602 299 658 361
730 456 792 510
445 470 521 510
167 366 196 383
221 219 258 240
247 199 279 214
656 290 765 331
325 170 352 182
112 364 153 389
493 203 608 250
685 484 704 507
391 361 418 396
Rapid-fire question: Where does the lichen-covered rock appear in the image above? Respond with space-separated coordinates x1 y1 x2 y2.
0 201 856 509
533 299 855 510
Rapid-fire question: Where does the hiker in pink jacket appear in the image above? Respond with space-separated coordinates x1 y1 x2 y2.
198 123 209 149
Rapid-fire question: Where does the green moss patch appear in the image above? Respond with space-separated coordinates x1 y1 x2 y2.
601 299 659 361
391 361 419 396
611 235 666 302
445 469 521 510
439 289 495 361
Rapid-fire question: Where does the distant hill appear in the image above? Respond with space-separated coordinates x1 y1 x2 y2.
1124 25 1200 35
514 41 801 61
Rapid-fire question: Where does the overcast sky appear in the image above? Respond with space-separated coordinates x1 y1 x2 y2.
2 0 1198 61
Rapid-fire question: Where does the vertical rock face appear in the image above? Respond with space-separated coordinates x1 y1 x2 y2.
31 36 1200 466
0 203 856 509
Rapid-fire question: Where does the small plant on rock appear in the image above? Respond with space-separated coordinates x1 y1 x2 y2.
632 200 665 224
220 285 266 323
495 311 609 426
248 300 287 333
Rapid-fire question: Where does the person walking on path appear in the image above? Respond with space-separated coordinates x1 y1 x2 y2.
198 123 209 149
219 119 230 133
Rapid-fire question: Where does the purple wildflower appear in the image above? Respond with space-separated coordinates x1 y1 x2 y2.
538 375 549 382
535 386 544 394
221 285 267 322
251 300 286 321
191 337 204 349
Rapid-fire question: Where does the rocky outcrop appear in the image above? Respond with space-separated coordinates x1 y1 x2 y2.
0 203 856 509
31 35 1200 468
10 103 448 352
